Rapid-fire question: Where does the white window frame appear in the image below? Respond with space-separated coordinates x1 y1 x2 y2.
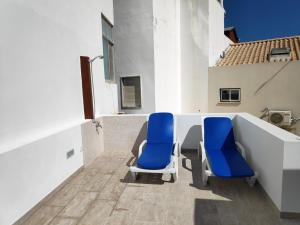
101 14 115 82
220 88 241 102
120 75 142 110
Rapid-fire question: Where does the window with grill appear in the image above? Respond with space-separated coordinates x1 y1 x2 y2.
102 14 114 81
120 76 142 109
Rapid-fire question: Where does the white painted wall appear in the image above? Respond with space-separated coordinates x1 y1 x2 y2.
209 0 232 66
153 0 181 113
0 125 83 225
0 0 117 151
114 0 211 114
113 0 156 114
234 113 300 213
180 0 209 113
0 1 116 224
281 141 300 213
176 114 202 150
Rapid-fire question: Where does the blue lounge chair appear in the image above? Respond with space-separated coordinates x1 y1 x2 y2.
130 112 179 181
199 116 258 186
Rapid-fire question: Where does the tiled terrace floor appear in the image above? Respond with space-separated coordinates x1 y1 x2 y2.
22 150 300 225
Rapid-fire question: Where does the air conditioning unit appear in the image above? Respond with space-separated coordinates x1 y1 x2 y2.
268 110 292 126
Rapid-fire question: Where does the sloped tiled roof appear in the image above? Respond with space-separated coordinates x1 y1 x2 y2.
217 36 300 66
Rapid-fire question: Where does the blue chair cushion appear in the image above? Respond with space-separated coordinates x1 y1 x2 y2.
204 117 254 178
206 147 254 177
147 112 174 144
137 143 173 170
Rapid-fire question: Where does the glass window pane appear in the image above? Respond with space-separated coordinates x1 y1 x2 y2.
103 37 110 80
108 43 114 80
121 77 141 109
221 89 230 101
230 90 240 101
102 18 113 42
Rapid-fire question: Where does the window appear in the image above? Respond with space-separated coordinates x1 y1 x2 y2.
102 14 114 81
220 88 241 102
120 76 142 109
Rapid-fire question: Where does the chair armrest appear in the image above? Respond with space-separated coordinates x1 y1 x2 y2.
138 140 147 158
173 141 180 157
235 141 246 159
199 141 206 160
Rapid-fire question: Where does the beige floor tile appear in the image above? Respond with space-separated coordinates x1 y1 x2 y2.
135 193 167 223
81 174 112 192
165 211 193 225
70 169 101 185
59 192 98 218
48 217 78 225
77 199 115 225
133 222 163 225
97 175 127 201
46 183 82 207
23 206 62 225
105 210 135 225
21 152 300 225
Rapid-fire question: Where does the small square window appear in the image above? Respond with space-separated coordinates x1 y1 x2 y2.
120 76 142 109
220 88 241 102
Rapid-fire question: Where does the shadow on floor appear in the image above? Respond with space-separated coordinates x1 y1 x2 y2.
131 121 147 157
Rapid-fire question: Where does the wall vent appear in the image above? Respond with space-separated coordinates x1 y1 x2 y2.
268 48 291 62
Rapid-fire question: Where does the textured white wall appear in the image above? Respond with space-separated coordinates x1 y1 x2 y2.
234 113 300 213
180 0 209 113
0 125 83 225
153 0 181 113
234 114 284 211
209 0 232 66
0 1 115 224
0 0 117 151
113 0 156 114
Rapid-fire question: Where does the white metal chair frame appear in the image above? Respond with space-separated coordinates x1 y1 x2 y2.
129 115 180 182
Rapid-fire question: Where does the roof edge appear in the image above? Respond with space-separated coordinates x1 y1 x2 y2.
230 35 300 46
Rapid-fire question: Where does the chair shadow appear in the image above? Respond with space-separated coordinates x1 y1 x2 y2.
130 121 147 157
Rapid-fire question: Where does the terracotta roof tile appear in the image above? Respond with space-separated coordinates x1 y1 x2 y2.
217 36 300 66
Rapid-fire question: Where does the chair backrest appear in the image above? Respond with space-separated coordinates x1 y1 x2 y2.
203 117 236 151
147 112 174 144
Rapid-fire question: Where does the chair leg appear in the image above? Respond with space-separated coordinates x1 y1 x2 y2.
202 158 209 186
131 172 137 181
202 171 208 186
246 172 258 187
172 172 178 182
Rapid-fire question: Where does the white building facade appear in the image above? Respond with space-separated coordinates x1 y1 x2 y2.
114 0 230 114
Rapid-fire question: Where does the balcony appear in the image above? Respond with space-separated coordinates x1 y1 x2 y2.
11 113 300 225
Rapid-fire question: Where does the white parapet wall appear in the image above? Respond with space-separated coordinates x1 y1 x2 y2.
233 113 300 214
0 124 83 225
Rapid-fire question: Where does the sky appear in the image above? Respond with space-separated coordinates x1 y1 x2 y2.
224 0 300 42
